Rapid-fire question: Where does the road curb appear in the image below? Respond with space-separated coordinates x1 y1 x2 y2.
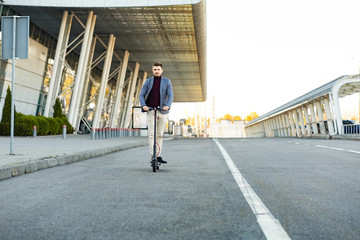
0 141 148 181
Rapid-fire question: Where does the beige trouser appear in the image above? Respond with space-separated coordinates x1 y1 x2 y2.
147 110 168 157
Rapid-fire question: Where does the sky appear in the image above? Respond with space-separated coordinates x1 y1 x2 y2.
170 0 360 121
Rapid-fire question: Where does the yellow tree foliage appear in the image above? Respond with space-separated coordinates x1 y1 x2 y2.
246 112 259 122
234 115 242 121
185 117 191 125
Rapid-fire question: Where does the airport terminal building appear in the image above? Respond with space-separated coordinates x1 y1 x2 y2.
0 0 206 132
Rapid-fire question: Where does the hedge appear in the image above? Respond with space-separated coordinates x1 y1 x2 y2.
0 115 75 136
36 116 50 136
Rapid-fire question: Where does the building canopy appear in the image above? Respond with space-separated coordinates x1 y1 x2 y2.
4 0 207 102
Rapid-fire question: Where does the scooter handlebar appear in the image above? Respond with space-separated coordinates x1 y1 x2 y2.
148 106 161 111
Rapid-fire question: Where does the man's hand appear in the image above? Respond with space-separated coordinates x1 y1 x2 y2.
163 106 170 111
142 106 149 111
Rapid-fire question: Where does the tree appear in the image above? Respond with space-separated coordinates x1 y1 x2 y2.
1 86 17 123
53 98 63 118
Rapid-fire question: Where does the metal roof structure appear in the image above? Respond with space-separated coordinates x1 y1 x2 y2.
3 0 206 102
246 74 360 127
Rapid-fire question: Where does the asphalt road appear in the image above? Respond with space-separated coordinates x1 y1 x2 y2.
1 138 359 240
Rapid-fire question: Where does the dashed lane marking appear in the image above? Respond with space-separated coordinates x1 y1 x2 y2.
213 138 291 240
315 145 360 154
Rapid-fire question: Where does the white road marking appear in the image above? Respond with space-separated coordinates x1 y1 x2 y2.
315 145 360 154
213 138 291 240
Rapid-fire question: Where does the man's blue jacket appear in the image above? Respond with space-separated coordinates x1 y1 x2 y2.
139 76 174 114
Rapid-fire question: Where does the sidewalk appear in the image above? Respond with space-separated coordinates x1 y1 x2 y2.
0 134 152 181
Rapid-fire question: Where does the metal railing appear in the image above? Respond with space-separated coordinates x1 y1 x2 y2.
91 128 140 139
342 124 360 138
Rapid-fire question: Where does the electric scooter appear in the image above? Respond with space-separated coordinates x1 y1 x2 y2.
149 106 161 172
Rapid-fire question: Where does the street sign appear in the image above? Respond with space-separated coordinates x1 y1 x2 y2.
1 16 29 59
1 16 29 155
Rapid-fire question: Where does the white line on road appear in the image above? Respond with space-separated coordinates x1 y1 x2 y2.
315 145 360 154
213 138 291 240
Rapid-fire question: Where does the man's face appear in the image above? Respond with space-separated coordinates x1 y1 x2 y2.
152 65 163 77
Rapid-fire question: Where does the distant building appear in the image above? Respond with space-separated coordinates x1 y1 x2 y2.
209 120 245 138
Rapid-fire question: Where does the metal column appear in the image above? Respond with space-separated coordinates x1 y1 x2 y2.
123 62 140 128
68 11 94 127
44 11 72 117
109 51 129 128
77 35 97 129
134 72 147 106
72 14 97 131
92 34 116 129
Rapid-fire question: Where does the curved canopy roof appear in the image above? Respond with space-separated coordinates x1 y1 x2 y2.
3 0 207 102
246 74 360 126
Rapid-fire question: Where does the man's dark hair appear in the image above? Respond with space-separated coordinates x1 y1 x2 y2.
153 62 163 68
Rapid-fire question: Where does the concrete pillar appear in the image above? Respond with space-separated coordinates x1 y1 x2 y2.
269 118 275 137
298 108 306 136
293 109 301 137
287 112 296 137
44 11 72 117
109 51 130 128
332 90 343 135
266 120 272 137
282 114 290 137
279 116 286 137
270 118 275 137
278 116 284 137
263 120 268 137
309 103 319 135
273 118 278 137
68 11 95 126
92 34 115 129
315 100 326 134
303 105 311 136
273 117 280 137
323 96 335 135
123 63 140 128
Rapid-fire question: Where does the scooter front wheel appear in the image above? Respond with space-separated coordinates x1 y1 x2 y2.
152 161 156 172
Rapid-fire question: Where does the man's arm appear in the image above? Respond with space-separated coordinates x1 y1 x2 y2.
164 80 174 109
139 79 149 111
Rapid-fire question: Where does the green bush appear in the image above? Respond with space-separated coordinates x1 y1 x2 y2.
54 117 65 134
46 118 59 135
14 122 30 136
0 122 10 135
15 115 37 136
61 116 74 134
16 112 25 119
36 116 50 136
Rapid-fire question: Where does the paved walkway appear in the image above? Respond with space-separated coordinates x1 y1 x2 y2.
0 134 154 181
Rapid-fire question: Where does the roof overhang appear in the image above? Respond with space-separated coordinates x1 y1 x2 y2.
2 0 207 102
